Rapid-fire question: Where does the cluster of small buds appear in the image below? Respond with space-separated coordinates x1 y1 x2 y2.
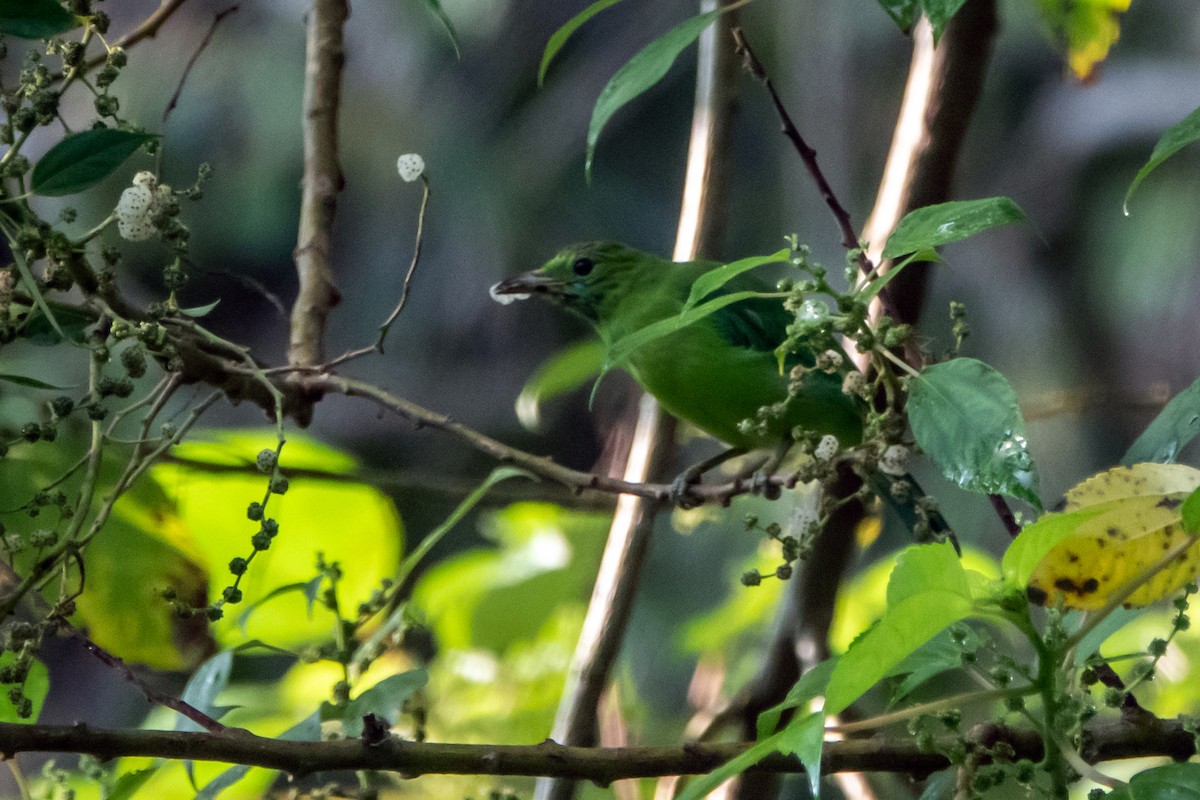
878 444 911 477
841 370 869 400
814 349 843 373
814 434 839 462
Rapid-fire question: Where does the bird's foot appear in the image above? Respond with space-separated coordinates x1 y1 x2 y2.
748 468 782 500
669 470 704 510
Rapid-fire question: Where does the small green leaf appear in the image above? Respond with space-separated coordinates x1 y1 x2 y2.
516 340 605 431
876 0 918 30
675 732 787 800
1000 501 1115 587
180 299 221 318
684 249 790 311
0 373 67 389
175 649 236 732
886 541 969 607
1125 108 1200 213
890 626 982 704
1183 486 1200 535
586 4 739 180
756 658 836 739
539 0 627 86
0 653 48 722
857 249 940 303
418 0 460 58
1107 762 1200 800
777 712 825 797
882 197 1026 259
21 302 93 346
0 0 80 39
31 129 157 197
1123 374 1200 465
321 669 428 737
908 358 1042 509
921 0 970 40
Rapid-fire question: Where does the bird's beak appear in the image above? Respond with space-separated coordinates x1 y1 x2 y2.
489 272 566 306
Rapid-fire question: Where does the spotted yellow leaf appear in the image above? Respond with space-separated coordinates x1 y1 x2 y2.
1034 0 1131 81
1006 463 1200 610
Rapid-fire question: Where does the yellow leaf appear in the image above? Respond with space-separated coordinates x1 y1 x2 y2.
1036 0 1132 81
1025 463 1200 610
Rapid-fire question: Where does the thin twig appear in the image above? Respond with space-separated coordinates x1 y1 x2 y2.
73 631 227 733
376 174 431 353
162 5 240 125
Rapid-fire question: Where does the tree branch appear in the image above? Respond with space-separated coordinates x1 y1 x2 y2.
288 0 348 368
0 717 1190 782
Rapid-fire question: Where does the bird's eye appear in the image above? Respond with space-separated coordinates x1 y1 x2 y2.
572 257 595 277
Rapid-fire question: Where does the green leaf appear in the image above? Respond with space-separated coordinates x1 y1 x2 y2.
857 249 940 303
882 197 1026 259
586 4 738 180
1104 761 1200 800
876 0 918 30
887 541 969 607
921 0 970 40
778 712 825 797
889 626 982 704
1000 501 1115 587
418 0 461 58
0 373 67 389
756 658 836 739
824 589 973 715
683 249 790 310
321 669 428 737
180 299 221 318
538 0 626 86
31 129 157 197
0 653 48 722
0 0 80 39
106 768 158 800
21 303 92 346
195 712 321 800
1185 486 1200 535
675 731 789 800
908 358 1042 509
1125 107 1200 214
516 340 605 431
1122 375 1200 464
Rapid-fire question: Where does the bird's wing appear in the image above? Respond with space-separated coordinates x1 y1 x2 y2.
702 273 817 369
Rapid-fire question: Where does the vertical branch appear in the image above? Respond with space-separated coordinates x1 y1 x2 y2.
535 5 741 800
289 0 348 369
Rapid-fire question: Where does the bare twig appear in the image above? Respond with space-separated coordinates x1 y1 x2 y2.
162 5 239 125
376 175 431 353
288 0 349 368
73 631 226 733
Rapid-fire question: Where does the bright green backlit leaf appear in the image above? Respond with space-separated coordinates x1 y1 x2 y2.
0 0 80 39
1122 374 1200 465
882 197 1025 259
675 731 788 800
1034 0 1130 81
886 541 969 607
31 129 157 197
516 339 605 431
756 658 835 739
152 430 402 649
1125 107 1200 214
106 768 158 800
824 589 973 715
1184 486 1200 535
909 358 1041 509
921 0 969 40
0 653 47 722
586 3 740 180
539 0 626 86
778 712 825 797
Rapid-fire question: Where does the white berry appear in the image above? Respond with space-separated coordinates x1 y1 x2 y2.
814 434 839 462
880 444 911 477
396 153 425 182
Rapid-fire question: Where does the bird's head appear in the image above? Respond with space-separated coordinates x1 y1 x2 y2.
490 241 652 326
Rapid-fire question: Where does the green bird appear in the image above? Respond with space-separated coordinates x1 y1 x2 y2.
491 241 861 451
492 242 950 540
